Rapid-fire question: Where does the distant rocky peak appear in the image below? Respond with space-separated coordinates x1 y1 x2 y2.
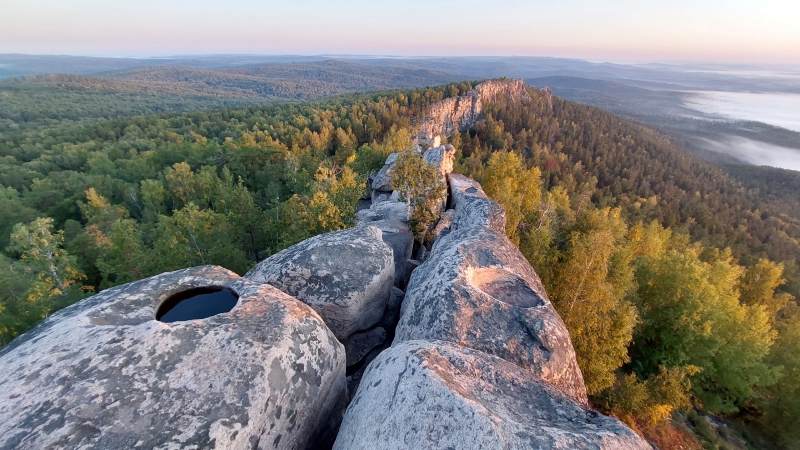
415 78 531 138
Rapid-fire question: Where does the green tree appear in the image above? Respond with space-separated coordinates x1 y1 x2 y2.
0 187 39 250
95 219 148 288
7 218 87 323
547 208 639 394
151 203 249 275
391 147 446 244
739 258 794 323
0 255 34 345
632 245 778 413
481 150 542 246
754 304 800 448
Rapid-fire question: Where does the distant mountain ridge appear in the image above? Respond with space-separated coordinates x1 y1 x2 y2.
4 60 460 100
0 60 462 131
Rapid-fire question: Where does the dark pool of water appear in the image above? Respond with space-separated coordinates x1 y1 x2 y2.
156 287 239 323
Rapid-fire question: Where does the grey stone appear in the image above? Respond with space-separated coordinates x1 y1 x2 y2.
342 327 387 367
448 173 507 234
334 340 651 450
390 287 405 309
356 198 407 225
403 259 422 290
358 200 413 289
397 226 588 404
345 343 389 400
370 191 390 204
432 209 455 243
0 266 345 450
371 152 399 192
379 287 405 329
422 144 456 178
416 79 531 138
246 226 394 340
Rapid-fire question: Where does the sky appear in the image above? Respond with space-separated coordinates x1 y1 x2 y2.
2 0 800 64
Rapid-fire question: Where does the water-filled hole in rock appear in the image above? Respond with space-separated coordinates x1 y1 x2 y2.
156 287 239 322
466 187 478 193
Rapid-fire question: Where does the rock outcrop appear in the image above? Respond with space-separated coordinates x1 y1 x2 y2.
395 225 588 402
357 192 414 289
448 173 507 235
335 341 649 450
335 148 649 448
245 226 394 341
0 266 345 450
416 79 531 138
370 152 399 193
422 144 456 178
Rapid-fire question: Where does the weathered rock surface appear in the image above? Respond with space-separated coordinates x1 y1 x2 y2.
378 287 405 329
448 173 507 235
246 226 394 340
0 266 346 450
396 226 588 403
422 144 456 178
417 79 532 138
370 152 399 192
334 340 651 450
431 208 455 243
342 327 387 367
357 200 413 289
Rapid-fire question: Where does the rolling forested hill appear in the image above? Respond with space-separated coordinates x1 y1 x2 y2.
0 60 459 132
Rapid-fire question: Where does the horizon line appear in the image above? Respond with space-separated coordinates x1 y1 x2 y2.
3 52 800 69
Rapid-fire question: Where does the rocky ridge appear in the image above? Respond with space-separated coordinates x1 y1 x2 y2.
0 79 650 449
416 78 531 138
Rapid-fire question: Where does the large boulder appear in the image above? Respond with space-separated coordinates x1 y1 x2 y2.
448 174 506 234
370 152 399 192
396 227 588 403
334 340 651 450
431 208 455 243
357 201 414 289
246 226 394 340
0 266 345 450
422 144 456 178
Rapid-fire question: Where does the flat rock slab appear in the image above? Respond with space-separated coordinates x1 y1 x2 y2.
0 266 345 450
396 227 588 403
334 340 651 450
246 226 394 340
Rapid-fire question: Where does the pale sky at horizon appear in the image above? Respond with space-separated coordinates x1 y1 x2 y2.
2 0 799 64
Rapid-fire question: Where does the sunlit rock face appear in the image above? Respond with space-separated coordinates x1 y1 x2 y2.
370 151 399 193
245 225 394 340
395 226 588 403
422 144 456 179
447 174 507 235
416 78 532 138
357 200 414 289
334 341 651 450
0 266 345 450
